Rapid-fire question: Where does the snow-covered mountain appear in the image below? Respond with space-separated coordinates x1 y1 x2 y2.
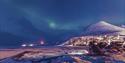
84 21 125 35
61 21 125 46
121 25 125 28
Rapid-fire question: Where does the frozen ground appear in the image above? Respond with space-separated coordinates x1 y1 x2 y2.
0 46 125 63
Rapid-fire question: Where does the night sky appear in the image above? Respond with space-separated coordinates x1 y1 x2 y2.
0 0 125 47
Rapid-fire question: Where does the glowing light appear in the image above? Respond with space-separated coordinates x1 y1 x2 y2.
49 22 56 29
21 44 27 47
29 44 34 47
40 41 44 45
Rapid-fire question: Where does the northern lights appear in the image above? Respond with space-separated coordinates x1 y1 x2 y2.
49 22 57 29
0 0 125 46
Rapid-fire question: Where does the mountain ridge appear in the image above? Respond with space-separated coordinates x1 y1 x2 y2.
84 21 125 35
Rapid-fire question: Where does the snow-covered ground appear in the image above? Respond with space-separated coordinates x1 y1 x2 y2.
0 47 125 63
0 46 86 59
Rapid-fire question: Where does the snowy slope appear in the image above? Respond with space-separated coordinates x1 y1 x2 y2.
84 21 125 35
1 55 125 63
121 25 125 28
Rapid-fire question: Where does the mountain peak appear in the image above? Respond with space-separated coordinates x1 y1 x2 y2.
96 21 110 25
84 21 125 35
98 21 107 23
